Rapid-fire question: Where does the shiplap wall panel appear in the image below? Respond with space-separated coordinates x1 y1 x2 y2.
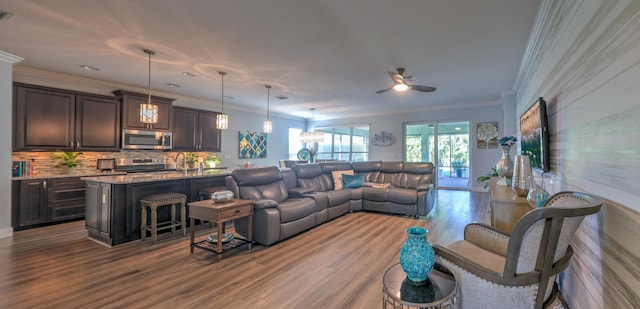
514 0 640 307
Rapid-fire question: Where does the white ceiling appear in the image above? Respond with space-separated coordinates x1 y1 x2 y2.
0 0 540 120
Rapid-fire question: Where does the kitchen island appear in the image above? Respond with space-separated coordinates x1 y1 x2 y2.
82 169 233 246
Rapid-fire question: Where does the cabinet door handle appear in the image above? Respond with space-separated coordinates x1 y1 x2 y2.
42 181 47 189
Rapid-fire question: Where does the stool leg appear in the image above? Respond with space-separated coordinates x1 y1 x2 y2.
141 204 147 241
151 206 158 244
170 204 176 235
180 201 186 236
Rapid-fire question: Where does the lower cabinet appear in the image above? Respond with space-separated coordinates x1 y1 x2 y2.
12 177 86 229
85 181 111 242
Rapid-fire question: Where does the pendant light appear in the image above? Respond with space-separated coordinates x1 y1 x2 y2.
299 108 324 143
216 71 229 130
263 85 272 133
140 49 159 126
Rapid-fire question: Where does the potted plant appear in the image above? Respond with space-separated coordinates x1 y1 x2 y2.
476 167 499 188
185 152 200 169
52 151 82 174
205 154 221 168
451 161 465 178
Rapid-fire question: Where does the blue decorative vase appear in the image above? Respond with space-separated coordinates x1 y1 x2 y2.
400 226 435 285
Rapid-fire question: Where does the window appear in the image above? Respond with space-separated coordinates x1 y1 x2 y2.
288 127 303 159
315 125 369 162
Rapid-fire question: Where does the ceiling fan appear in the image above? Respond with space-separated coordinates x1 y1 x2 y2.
376 68 436 94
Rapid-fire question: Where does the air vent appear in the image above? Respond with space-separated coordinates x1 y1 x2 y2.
0 10 14 22
275 95 288 100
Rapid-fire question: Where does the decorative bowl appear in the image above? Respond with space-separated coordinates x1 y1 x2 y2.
212 190 234 203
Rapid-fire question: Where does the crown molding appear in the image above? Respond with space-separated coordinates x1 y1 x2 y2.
0 50 23 64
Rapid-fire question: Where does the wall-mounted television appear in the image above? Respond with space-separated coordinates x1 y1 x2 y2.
520 97 550 172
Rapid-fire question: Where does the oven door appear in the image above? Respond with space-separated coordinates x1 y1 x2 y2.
121 129 172 150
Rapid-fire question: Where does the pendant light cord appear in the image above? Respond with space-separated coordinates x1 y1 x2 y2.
219 71 226 113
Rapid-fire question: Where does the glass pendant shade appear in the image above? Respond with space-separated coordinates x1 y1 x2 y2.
140 49 159 125
263 120 272 134
299 108 325 143
216 113 228 130
216 71 229 130
139 102 158 124
263 85 272 133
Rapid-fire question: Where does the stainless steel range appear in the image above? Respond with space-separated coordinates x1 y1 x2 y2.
115 158 167 173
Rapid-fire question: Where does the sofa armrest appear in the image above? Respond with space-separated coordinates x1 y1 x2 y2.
416 183 434 192
288 187 315 198
463 223 510 256
253 199 279 210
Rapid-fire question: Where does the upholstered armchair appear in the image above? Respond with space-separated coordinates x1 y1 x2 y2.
433 191 603 309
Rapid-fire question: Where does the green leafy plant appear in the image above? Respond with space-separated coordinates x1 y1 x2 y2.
185 152 200 165
52 152 83 168
476 167 499 188
205 154 221 166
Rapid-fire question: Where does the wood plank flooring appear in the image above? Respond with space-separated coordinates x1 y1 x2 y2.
0 190 490 309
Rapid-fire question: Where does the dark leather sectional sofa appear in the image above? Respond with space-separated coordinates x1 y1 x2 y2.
225 161 435 246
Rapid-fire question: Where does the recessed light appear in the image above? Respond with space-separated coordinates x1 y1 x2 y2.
275 95 288 100
0 10 15 22
79 65 100 71
167 83 181 88
183 72 196 77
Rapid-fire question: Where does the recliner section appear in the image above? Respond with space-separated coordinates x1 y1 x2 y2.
225 161 435 246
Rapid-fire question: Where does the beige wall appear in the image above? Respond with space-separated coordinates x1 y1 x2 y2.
0 51 23 238
514 1 640 307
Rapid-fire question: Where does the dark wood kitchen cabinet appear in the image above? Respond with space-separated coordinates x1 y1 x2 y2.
13 179 48 227
13 83 121 151
47 177 86 222
114 90 173 131
12 176 87 229
172 107 222 151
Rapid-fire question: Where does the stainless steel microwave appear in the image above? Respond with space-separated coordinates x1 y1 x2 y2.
121 129 172 150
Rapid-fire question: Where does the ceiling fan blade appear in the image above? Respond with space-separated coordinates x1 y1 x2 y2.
376 87 393 94
411 85 436 92
387 71 404 85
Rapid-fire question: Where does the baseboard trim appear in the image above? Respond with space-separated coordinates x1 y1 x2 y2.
0 227 14 239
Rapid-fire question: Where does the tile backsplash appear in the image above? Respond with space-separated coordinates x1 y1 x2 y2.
12 150 218 176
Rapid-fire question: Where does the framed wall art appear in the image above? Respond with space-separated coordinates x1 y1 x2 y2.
476 122 499 149
239 131 267 158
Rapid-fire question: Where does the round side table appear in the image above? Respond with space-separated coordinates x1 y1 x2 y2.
382 263 457 309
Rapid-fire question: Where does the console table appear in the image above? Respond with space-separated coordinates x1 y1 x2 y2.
188 198 254 262
489 177 533 234
382 263 457 309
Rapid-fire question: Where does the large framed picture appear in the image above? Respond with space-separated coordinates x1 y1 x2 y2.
239 131 267 158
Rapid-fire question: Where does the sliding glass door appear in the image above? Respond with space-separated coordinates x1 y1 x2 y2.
404 121 470 189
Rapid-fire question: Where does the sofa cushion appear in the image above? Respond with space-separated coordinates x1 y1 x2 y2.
362 187 388 202
324 189 352 207
342 174 364 188
388 187 418 204
331 170 354 190
278 198 317 223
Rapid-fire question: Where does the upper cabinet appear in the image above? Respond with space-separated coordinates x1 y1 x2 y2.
172 107 222 151
13 83 121 151
113 90 173 131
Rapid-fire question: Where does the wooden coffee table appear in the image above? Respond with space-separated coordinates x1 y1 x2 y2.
188 198 254 262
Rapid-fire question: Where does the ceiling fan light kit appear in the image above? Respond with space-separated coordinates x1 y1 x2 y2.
376 67 436 94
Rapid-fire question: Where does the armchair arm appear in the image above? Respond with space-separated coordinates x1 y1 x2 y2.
464 223 510 256
416 183 434 192
433 244 538 286
253 199 279 210
288 187 315 198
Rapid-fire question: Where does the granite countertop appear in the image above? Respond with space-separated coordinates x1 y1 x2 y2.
80 168 234 184
12 171 128 180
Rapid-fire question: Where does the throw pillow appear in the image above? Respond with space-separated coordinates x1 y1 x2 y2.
342 174 365 188
331 170 354 190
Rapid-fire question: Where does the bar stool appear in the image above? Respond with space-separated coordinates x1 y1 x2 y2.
140 192 187 243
